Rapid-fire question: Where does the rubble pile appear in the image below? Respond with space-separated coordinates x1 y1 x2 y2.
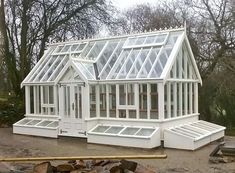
33 159 156 173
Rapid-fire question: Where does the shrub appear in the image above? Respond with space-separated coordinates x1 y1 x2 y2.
0 97 25 127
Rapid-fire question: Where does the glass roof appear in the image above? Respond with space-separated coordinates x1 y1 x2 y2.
22 29 187 84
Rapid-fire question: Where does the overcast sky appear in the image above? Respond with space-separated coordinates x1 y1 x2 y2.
111 0 157 10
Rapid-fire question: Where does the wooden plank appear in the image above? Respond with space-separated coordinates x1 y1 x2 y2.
0 155 167 162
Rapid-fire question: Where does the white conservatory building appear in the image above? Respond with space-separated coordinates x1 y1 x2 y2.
13 27 225 150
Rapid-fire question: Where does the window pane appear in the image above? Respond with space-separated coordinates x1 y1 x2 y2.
150 84 158 119
127 84 134 105
119 85 126 105
139 84 147 119
129 110 136 119
90 85 96 118
109 85 116 118
49 86 54 104
100 85 106 117
43 86 48 104
119 110 126 118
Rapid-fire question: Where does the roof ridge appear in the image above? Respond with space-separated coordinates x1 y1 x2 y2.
49 26 184 46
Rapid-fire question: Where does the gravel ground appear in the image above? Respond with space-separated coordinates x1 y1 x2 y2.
0 128 235 173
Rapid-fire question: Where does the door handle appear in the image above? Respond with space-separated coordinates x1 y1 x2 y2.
72 103 75 110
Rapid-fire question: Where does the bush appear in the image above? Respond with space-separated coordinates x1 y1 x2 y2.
0 97 25 127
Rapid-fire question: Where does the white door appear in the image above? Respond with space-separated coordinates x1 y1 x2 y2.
59 84 86 137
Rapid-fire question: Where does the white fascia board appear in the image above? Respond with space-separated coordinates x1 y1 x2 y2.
184 36 202 85
160 32 185 84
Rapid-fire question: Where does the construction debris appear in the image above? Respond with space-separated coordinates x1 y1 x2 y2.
209 142 235 164
32 159 156 173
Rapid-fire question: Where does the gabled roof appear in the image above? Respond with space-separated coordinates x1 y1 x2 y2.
22 27 202 86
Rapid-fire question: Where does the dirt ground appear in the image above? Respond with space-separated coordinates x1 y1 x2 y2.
0 128 235 173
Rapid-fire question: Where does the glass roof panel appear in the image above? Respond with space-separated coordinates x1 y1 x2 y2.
79 42 95 59
73 62 95 79
60 45 71 52
41 55 65 81
125 38 137 46
16 118 32 125
128 48 150 78
82 63 95 77
107 49 130 79
123 33 168 49
99 40 125 79
49 56 69 81
47 121 59 128
27 119 41 126
36 120 53 127
105 126 124 134
150 61 163 78
117 49 140 79
96 40 119 74
76 43 86 51
155 34 167 43
135 48 160 78
145 35 156 44
86 41 106 60
34 55 57 82
121 127 140 135
136 128 155 136
92 125 110 133
135 37 146 45
54 45 64 53
71 44 80 51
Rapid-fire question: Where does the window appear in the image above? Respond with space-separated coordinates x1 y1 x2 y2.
119 84 135 106
41 86 55 115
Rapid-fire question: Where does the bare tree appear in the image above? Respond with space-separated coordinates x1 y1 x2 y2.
0 0 115 97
